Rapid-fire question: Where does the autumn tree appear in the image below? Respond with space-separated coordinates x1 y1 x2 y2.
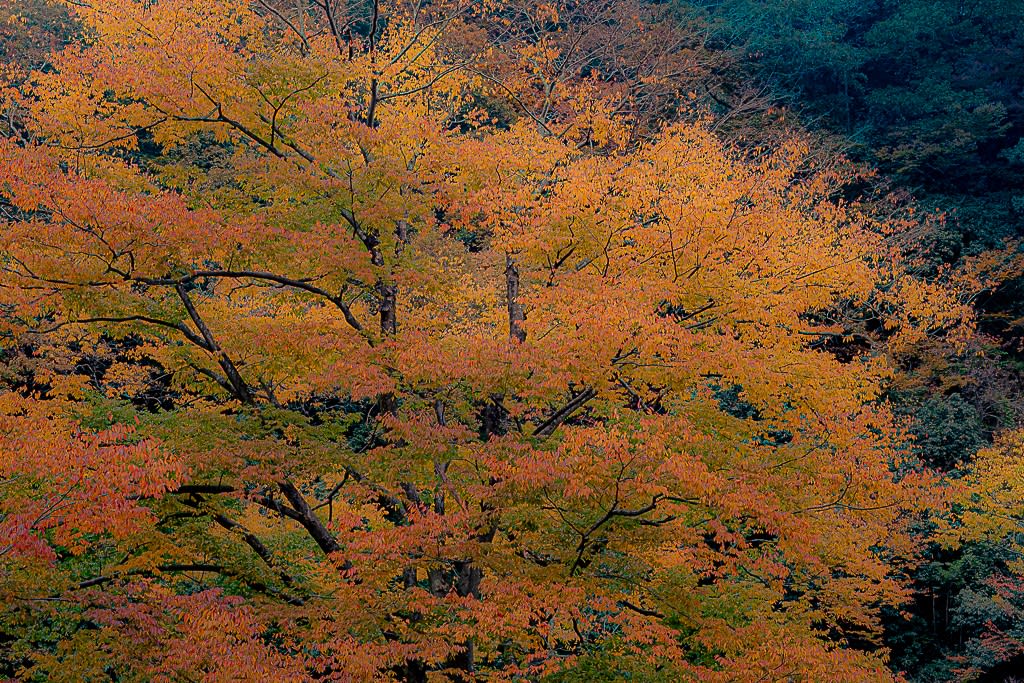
0 0 977 680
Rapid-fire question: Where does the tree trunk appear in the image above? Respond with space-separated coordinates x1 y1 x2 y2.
377 281 397 335
505 253 526 343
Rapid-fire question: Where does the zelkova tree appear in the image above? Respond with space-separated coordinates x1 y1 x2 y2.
0 0 975 680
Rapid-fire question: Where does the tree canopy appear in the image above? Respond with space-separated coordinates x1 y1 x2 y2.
0 0 1021 681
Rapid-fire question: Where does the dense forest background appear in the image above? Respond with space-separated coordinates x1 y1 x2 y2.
0 0 1023 680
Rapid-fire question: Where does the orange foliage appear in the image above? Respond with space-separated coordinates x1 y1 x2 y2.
0 0 979 680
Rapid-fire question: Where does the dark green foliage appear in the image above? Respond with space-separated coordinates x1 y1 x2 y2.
884 540 1024 683
908 393 987 469
680 0 1024 187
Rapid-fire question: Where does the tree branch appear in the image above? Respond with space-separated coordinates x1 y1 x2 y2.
533 386 597 438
